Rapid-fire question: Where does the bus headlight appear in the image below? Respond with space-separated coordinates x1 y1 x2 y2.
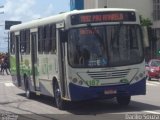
78 80 83 85
134 76 139 81
72 78 84 85
139 73 144 78
72 78 78 83
131 72 145 84
71 77 88 87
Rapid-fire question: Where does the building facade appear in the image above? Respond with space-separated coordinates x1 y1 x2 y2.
84 0 153 21
152 0 160 58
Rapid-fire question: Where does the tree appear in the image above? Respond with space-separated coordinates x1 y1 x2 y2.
139 15 154 60
139 15 152 27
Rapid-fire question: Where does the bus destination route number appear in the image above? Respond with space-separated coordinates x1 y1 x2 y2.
71 11 136 25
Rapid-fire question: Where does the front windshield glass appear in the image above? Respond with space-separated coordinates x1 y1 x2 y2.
68 25 143 68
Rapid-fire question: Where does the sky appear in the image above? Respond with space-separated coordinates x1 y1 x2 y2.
0 0 70 52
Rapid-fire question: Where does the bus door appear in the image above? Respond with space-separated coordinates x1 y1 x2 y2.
30 30 39 91
15 33 21 87
57 22 68 98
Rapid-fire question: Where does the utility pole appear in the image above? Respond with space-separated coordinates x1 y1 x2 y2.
0 5 4 53
8 32 9 54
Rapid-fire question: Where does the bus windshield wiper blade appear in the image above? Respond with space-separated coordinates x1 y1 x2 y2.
112 22 123 44
87 23 103 44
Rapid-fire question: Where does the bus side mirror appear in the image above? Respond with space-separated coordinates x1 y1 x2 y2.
59 29 68 43
142 26 149 48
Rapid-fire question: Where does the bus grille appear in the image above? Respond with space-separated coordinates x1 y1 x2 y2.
87 69 130 80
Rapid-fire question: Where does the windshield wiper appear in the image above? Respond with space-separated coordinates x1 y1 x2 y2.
87 23 103 44
111 22 123 45
110 22 123 59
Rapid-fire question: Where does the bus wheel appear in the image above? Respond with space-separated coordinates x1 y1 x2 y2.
53 81 66 110
116 95 131 106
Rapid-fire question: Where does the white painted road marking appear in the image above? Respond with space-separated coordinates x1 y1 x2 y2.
0 81 12 84
146 81 160 86
4 83 14 87
146 83 157 86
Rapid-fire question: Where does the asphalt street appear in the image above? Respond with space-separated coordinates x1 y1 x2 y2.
0 75 160 120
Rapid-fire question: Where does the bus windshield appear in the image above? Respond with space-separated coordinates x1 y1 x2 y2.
68 25 144 68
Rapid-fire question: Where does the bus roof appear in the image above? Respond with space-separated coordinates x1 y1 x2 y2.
10 8 136 31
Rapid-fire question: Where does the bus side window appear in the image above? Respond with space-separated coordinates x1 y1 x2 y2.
38 25 56 54
25 29 30 54
38 26 44 54
50 24 56 54
19 29 30 54
20 30 25 54
44 25 50 53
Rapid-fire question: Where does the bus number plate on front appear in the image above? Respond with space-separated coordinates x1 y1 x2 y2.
104 89 117 95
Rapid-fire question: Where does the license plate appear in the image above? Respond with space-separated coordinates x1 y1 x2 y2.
104 89 117 95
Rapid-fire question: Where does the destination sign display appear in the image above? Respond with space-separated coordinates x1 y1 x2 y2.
71 11 136 25
79 28 99 35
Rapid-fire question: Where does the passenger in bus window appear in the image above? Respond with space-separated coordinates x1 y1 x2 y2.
97 44 107 66
79 48 90 65
74 45 81 65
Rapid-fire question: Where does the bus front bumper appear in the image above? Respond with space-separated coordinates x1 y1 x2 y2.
69 78 146 101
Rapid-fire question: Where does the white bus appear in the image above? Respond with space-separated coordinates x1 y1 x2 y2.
10 8 146 110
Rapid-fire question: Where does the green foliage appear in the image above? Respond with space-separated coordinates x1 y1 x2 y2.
140 15 152 27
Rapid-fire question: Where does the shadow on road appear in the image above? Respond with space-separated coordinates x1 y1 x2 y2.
17 93 160 115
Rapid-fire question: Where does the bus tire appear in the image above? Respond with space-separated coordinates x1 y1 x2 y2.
148 77 151 81
24 76 34 99
53 81 66 110
116 95 131 106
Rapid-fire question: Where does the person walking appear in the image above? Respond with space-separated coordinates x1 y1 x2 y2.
1 55 10 75
4 55 10 75
1 56 5 75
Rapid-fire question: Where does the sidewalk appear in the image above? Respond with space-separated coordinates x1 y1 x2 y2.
0 74 12 82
